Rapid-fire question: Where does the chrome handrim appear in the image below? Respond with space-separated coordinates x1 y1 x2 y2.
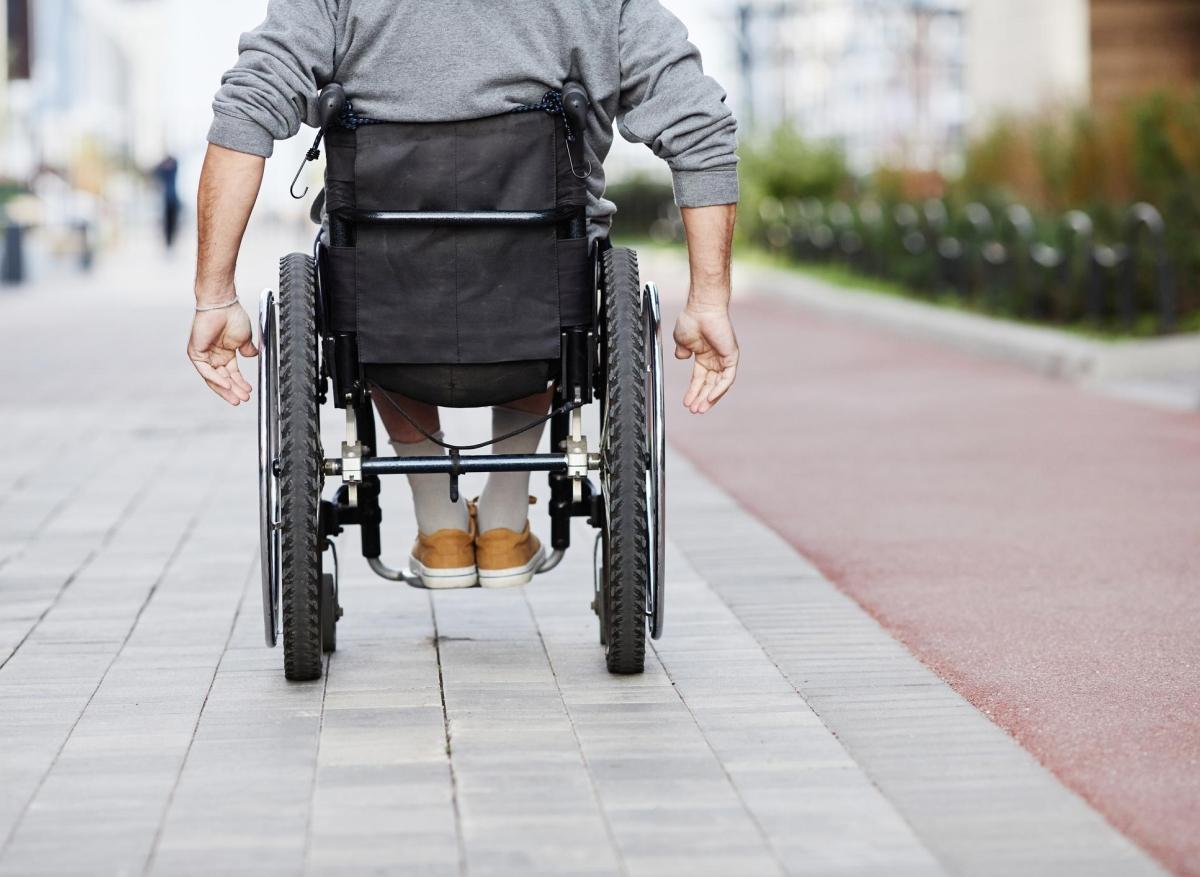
258 290 281 647
644 282 667 639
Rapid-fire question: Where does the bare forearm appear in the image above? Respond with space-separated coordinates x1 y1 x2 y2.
681 204 736 311
195 144 265 305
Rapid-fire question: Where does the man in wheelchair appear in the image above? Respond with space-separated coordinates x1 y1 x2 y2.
187 0 739 678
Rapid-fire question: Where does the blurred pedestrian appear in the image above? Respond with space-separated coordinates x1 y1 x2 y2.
153 155 182 250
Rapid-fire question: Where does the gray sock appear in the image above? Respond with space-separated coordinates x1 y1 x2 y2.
390 433 470 535
477 407 547 533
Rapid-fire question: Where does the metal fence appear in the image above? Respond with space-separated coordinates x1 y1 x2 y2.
750 198 1178 334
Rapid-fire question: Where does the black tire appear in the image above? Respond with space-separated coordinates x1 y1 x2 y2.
600 248 648 675
320 573 338 654
278 254 324 682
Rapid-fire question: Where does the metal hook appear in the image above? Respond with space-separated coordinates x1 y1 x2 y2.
565 140 592 181
290 158 310 200
290 140 323 200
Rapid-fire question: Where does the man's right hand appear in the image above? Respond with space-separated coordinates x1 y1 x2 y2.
673 302 739 415
188 302 258 406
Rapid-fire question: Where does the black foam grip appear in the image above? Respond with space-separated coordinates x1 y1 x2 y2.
562 82 590 136
318 83 347 131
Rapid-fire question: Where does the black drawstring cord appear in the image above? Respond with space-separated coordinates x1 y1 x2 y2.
339 99 384 131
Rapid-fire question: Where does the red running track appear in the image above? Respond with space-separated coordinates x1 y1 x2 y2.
664 292 1200 876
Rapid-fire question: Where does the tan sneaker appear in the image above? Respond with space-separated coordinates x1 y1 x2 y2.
409 519 477 590
476 522 546 589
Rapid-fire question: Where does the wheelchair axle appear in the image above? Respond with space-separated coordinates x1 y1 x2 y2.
324 453 578 478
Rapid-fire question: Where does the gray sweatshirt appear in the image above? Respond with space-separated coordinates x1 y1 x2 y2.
208 0 738 233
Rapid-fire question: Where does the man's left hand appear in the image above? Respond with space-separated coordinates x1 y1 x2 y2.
673 302 739 414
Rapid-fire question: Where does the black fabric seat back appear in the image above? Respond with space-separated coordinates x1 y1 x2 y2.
322 109 592 373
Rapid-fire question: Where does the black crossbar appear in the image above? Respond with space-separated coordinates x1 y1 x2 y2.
335 208 576 227
339 454 569 477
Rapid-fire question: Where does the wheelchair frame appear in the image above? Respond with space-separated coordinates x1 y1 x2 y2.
257 83 666 681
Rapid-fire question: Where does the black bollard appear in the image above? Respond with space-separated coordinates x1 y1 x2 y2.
1121 203 1173 334
857 200 884 276
963 203 994 300
1000 205 1035 316
1059 211 1094 322
1093 244 1128 328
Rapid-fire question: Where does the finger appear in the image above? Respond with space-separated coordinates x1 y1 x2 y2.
675 343 692 361
698 366 737 413
707 366 738 407
222 358 253 397
683 361 708 410
204 377 244 406
215 366 251 403
240 336 259 358
193 358 232 391
692 369 720 414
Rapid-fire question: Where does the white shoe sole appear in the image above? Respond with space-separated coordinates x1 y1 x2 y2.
478 546 546 589
409 557 478 590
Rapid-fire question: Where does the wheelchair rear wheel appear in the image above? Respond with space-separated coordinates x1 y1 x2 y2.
598 248 651 675
259 254 326 682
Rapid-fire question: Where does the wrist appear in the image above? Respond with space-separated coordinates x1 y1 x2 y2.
195 281 237 309
685 293 730 315
195 297 241 314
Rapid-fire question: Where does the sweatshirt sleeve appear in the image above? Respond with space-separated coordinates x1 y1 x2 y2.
617 0 739 208
207 0 338 158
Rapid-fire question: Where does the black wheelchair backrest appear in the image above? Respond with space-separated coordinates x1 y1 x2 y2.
319 87 594 371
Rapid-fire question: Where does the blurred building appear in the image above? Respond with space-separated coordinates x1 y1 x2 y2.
0 0 313 219
730 0 1199 173
1089 0 1200 110
965 0 1090 123
967 0 1200 121
2 0 167 183
733 0 969 173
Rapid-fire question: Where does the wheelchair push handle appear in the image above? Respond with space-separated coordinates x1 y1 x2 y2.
317 83 347 131
561 82 592 180
562 82 590 140
290 83 348 200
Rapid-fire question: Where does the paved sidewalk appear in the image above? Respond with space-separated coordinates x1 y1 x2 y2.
0 234 1170 875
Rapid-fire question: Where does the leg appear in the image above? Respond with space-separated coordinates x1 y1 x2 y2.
477 386 555 533
474 387 553 588
373 387 440 442
371 387 470 537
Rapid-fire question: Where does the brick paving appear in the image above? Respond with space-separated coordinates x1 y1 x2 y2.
0 233 1167 875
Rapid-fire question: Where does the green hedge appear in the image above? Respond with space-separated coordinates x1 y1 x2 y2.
607 88 1200 334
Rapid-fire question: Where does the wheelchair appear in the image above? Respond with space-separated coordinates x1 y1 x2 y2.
258 83 666 681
